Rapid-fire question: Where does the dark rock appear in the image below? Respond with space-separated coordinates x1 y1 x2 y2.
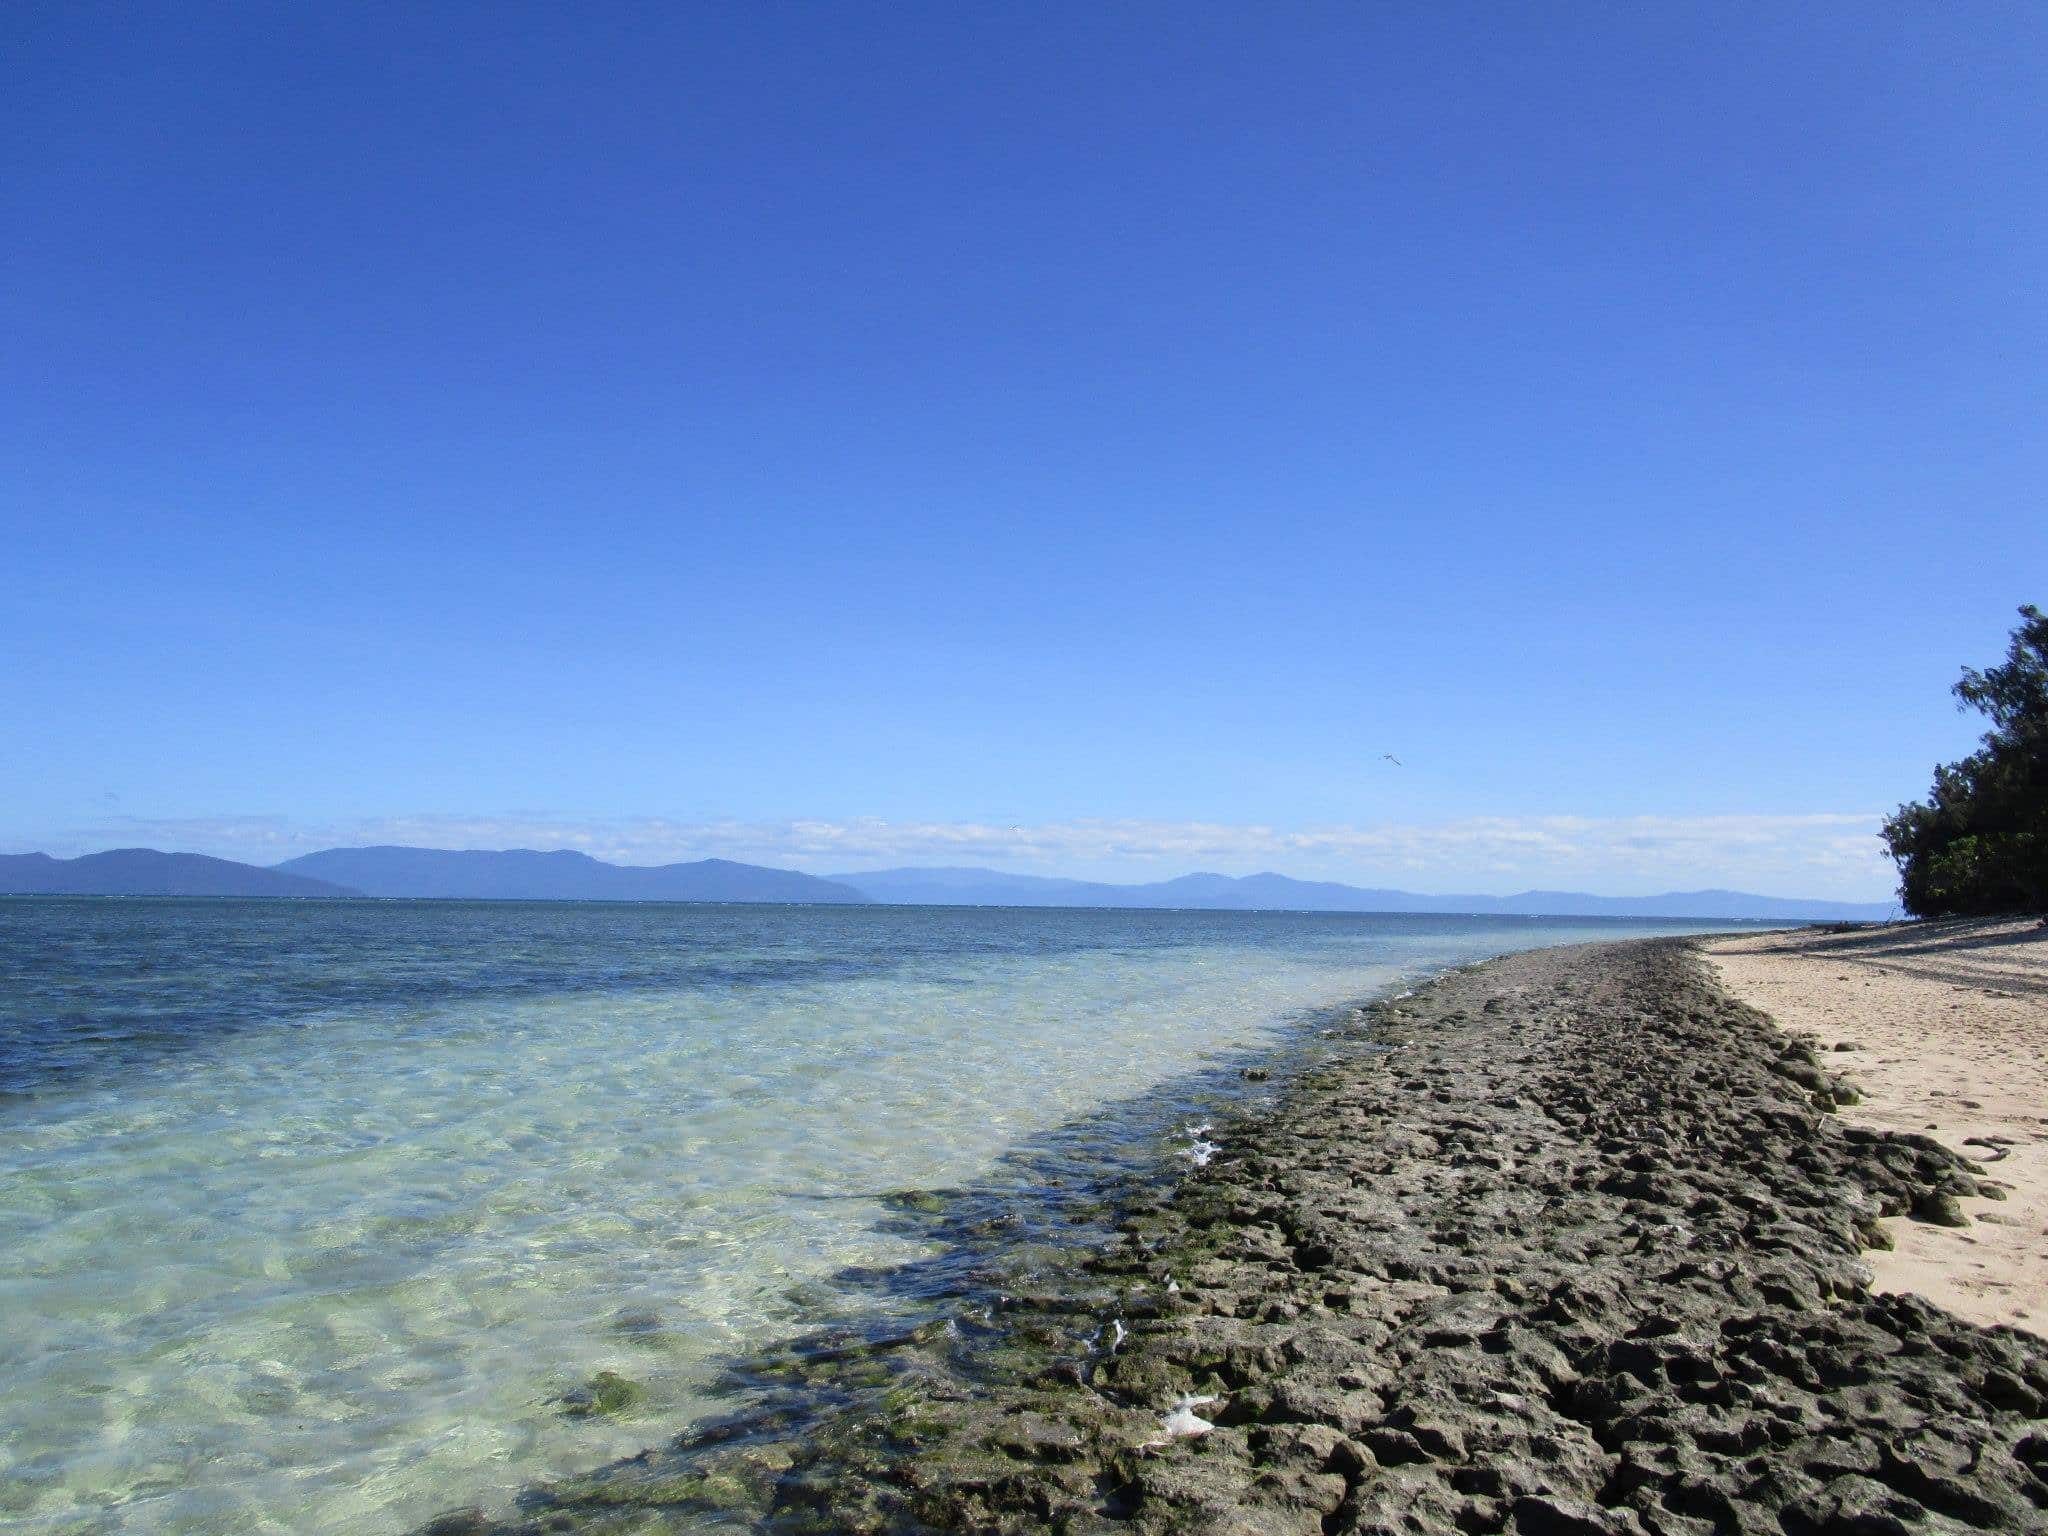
1510 1493 1638 1534
1910 1190 1969 1228
1980 1367 2042 1415
880 1188 949 1215
558 1370 644 1418
432 941 2048 1536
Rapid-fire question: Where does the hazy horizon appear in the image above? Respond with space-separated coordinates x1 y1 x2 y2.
6 825 1898 905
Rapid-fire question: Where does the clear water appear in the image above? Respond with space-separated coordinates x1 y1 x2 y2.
0 899 1749 1534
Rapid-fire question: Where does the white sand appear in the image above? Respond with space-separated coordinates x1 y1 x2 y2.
1707 917 2048 1337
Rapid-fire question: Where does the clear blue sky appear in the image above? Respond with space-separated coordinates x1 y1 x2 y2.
4 3 2043 897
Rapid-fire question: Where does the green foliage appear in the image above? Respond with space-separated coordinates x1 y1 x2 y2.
1881 605 2048 916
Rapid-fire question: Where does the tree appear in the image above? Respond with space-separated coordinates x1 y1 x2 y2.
1881 605 2048 916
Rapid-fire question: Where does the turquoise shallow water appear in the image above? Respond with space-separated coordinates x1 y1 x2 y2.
0 899 1752 1533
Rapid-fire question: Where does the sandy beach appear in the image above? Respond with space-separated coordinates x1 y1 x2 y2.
1708 918 2048 1338
440 936 2048 1536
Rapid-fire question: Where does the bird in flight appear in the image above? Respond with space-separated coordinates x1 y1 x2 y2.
1382 754 1402 766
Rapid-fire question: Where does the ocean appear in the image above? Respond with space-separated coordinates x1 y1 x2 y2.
0 898 1754 1533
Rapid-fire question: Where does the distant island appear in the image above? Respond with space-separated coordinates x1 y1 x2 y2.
273 846 867 902
0 845 1897 919
0 849 356 898
829 866 1897 921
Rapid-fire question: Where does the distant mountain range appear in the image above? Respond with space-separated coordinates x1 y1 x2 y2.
0 849 356 898
831 866 1899 921
0 846 1898 920
273 846 864 902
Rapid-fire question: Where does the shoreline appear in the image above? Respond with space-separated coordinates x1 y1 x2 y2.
1707 918 2048 1338
434 936 2048 1535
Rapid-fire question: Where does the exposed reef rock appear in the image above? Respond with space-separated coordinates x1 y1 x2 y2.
559 1371 647 1420
439 940 2048 1535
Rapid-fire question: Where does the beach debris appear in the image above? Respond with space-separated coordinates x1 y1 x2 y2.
1161 1393 1219 1436
1135 1393 1223 1449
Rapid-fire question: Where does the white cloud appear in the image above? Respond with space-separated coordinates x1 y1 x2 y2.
17 809 1899 901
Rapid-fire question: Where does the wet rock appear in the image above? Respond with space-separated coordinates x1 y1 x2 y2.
880 1188 949 1215
607 1307 679 1349
441 941 2048 1536
558 1370 644 1418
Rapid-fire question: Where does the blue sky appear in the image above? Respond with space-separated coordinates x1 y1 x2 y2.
4 4 2043 898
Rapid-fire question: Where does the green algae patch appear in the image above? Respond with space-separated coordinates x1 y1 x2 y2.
607 1309 682 1350
559 1370 645 1418
880 1188 948 1215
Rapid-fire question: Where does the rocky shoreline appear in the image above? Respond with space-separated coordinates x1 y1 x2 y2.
433 938 2048 1535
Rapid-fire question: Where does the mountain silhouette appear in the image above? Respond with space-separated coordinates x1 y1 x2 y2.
0 849 356 897
831 866 1895 921
275 846 863 902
